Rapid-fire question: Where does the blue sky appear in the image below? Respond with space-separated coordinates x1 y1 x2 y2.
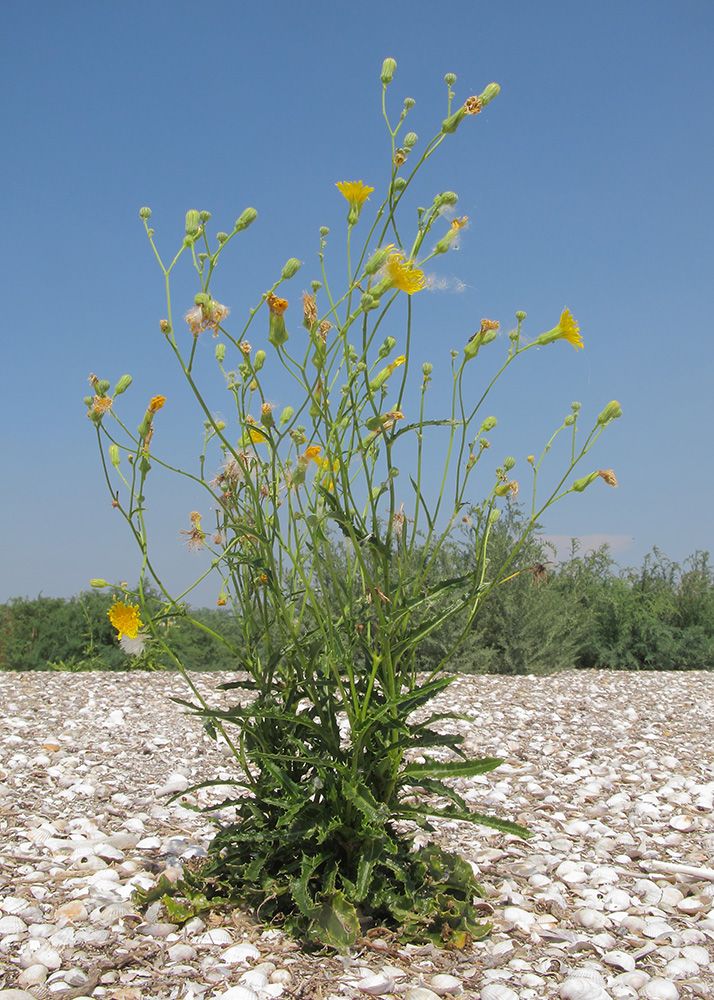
2 0 713 605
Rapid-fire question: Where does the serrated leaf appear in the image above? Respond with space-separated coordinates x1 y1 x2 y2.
314 890 360 951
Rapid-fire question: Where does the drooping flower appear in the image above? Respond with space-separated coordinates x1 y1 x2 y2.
301 445 322 464
185 297 230 338
384 252 425 295
180 511 206 552
245 415 268 445
108 601 144 639
597 469 618 487
537 308 583 351
336 181 374 225
119 631 148 657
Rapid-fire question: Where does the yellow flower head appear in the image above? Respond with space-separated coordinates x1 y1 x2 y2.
266 292 288 316
336 181 374 224
148 395 166 413
301 444 322 464
450 216 469 232
597 469 618 487
108 600 144 639
385 251 425 295
537 308 583 351
91 395 113 416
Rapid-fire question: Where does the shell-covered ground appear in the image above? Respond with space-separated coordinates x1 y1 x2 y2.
1 670 713 1000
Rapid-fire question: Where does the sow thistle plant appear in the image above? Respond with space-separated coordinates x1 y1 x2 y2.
87 59 621 950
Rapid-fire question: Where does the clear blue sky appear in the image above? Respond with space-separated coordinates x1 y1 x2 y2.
2 0 713 605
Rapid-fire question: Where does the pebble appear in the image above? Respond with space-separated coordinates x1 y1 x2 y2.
1 670 713 999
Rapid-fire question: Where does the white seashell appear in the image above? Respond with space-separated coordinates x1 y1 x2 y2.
195 928 233 945
676 895 705 914
643 979 679 1000
156 772 190 796
603 950 636 972
618 915 645 933
356 973 396 995
480 985 519 1000
603 888 631 911
270 969 292 984
558 979 608 1000
502 905 536 930
0 897 33 915
632 879 662 905
589 866 618 886
611 972 650 991
668 814 696 832
429 974 462 995
642 920 676 940
572 907 608 930
93 842 125 861
215 987 259 1000
18 940 62 970
404 990 442 1000
240 970 269 990
664 958 700 979
17 963 49 987
681 944 710 966
221 941 260 963
568 969 606 986
0 915 28 934
167 943 198 962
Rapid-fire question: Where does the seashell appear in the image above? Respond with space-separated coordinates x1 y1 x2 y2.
676 895 705 914
18 940 62 970
156 772 189 796
642 979 679 1000
429 974 462 995
642 920 677 940
479 985 519 1000
221 941 260 963
356 973 396 995
558 979 608 1000
669 814 696 832
618 915 645 933
572 907 608 930
17 964 49 987
611 972 651 991
404 990 442 1000
215 987 259 1000
0 914 28 934
93 842 125 861
195 928 233 945
664 958 700 979
681 944 710 966
51 967 88 987
55 900 88 924
270 969 292 984
603 888 631 911
167 943 198 962
589 866 618 886
603 950 636 972
502 905 536 931
240 970 270 990
0 896 33 915
632 879 662 906
567 969 606 986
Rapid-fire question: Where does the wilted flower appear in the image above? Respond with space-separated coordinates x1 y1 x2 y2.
185 297 230 338
119 632 148 657
91 395 113 415
108 600 144 639
266 292 289 347
302 291 318 329
390 502 413 539
336 181 374 224
464 96 482 115
369 355 406 392
597 469 618 487
537 308 583 351
180 511 206 552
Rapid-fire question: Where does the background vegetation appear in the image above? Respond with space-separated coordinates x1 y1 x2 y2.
2 507 712 673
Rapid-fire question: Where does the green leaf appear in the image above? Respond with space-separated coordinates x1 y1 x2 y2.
342 779 389 824
402 757 503 780
397 804 531 838
315 890 360 950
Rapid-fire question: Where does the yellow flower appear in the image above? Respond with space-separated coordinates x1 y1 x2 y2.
597 469 618 487
336 181 374 224
301 445 322 464
319 457 340 491
384 251 425 295
450 216 469 232
537 308 583 351
148 395 166 412
92 395 113 415
108 601 144 639
369 355 406 392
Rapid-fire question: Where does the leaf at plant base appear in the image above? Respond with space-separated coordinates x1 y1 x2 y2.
402 757 503 780
314 890 360 951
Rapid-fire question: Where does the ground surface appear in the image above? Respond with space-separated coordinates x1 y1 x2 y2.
0 670 712 1000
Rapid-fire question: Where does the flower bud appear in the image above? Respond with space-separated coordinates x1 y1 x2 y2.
444 73 457 86
379 336 397 358
479 82 500 107
217 232 229 244
109 445 120 467
481 416 498 431
598 400 622 425
392 177 407 192
160 319 171 334
185 210 201 235
504 456 516 471
515 310 527 321
114 374 132 396
488 509 501 524
433 191 459 208
97 380 110 395
279 405 294 426
404 132 418 148
441 106 467 134
572 472 599 492
571 401 582 411
83 395 93 407
365 246 393 275
494 481 511 497
404 97 415 109
527 455 535 465
463 339 479 361
360 292 379 312
311 280 322 293
380 58 397 84
564 414 575 426
254 349 266 371
215 343 226 363
260 403 275 428
422 362 433 376
319 226 330 237
199 210 211 223
90 578 109 588
235 207 258 231
139 207 152 219
281 257 302 280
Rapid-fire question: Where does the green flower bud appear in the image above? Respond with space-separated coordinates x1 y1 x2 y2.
311 280 322 293
365 247 392 275
392 177 407 192
198 252 208 264
216 232 229 244
380 58 397 84
185 210 201 235
463 339 479 361
479 82 501 107
442 106 467 134
281 257 302 280
147 228 154 237
279 405 294 426
83 395 93 407
319 226 330 237
109 445 120 467
444 73 457 86
572 472 599 492
97 380 111 395
235 207 258 231
504 456 516 471
254 349 266 371
114 374 132 396
404 132 418 148
564 415 575 426
433 191 459 208
139 207 152 219
571 401 582 411
403 97 415 109
90 578 109 588
494 481 511 497
194 292 211 307
422 362 433 376
488 508 501 524
360 292 379 312
481 416 498 431
515 310 527 321
215 343 226 363
199 210 211 222
378 336 396 358
388 467 400 478
481 328 498 345
598 400 623 424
